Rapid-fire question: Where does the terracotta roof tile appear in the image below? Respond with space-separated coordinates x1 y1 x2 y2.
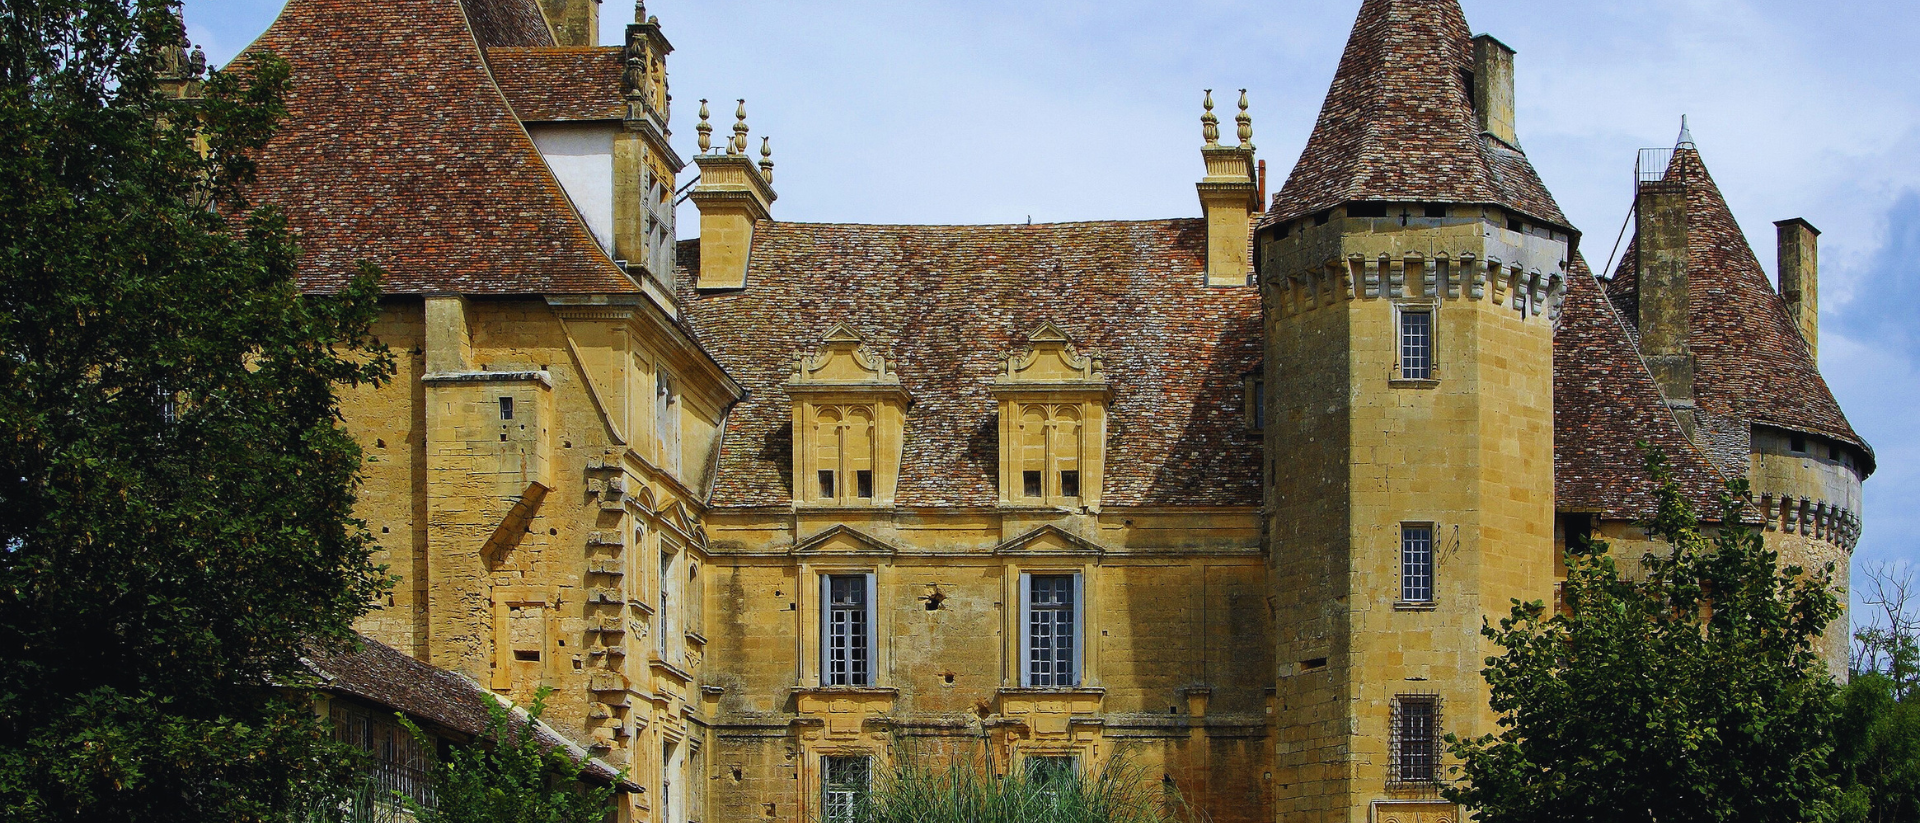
1264 0 1569 230
305 636 632 787
487 47 628 122
1555 257 1727 519
460 0 554 48
1604 148 1871 472
241 0 639 295
675 220 1262 509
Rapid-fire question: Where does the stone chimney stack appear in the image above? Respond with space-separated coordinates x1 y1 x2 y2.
1636 146 1695 432
1196 90 1259 287
1471 35 1517 147
538 0 600 46
1775 218 1820 360
689 100 777 291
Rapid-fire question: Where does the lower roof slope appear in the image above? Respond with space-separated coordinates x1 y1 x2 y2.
239 0 638 295
1555 258 1727 519
1606 149 1869 471
676 220 1263 510
487 47 628 122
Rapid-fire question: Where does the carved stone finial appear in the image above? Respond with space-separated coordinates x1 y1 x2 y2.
1236 89 1253 148
1201 89 1219 146
759 137 774 182
731 99 750 155
696 99 712 153
622 55 645 99
189 45 206 75
633 0 646 23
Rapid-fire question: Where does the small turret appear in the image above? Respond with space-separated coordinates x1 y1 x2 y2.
1196 90 1259 287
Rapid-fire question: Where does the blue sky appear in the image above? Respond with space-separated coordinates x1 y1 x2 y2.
182 0 1918 625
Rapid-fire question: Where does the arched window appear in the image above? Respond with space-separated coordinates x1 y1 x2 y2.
810 405 877 504
1012 405 1085 504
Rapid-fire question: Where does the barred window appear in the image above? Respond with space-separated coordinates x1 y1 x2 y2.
330 702 435 813
824 574 872 686
1400 309 1433 380
1401 524 1434 603
1025 574 1078 687
1028 755 1078 802
822 755 871 823
1390 695 1443 785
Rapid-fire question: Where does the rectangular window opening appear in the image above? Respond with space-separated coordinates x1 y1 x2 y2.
1401 525 1434 603
512 649 540 662
818 470 837 500
1507 217 1525 233
1393 696 1441 784
825 575 870 687
822 756 871 823
855 470 874 499
1022 470 1043 499
1313 210 1331 226
1423 203 1449 219
1790 434 1807 453
1399 310 1433 381
498 396 514 420
1349 202 1389 218
1028 755 1077 798
1059 470 1080 498
1027 575 1077 687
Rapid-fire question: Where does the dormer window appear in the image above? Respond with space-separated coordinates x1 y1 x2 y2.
994 323 1111 509
787 324 911 508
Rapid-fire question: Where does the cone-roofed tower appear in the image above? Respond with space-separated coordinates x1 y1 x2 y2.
1258 3 1570 821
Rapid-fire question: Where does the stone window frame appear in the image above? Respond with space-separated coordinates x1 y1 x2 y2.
819 571 877 688
820 753 873 823
1388 693 1445 789
1019 571 1085 689
1397 522 1437 609
1391 299 1441 387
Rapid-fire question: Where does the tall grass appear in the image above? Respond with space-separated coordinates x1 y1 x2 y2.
846 743 1189 823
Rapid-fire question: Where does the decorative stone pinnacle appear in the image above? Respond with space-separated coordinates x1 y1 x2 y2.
759 137 774 182
731 99 750 155
1236 89 1253 149
1201 90 1219 146
633 0 646 23
696 99 712 153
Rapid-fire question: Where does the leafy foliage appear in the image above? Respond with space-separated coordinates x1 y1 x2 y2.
1833 564 1920 823
0 0 392 819
844 744 1182 823
1445 448 1843 823
403 688 618 823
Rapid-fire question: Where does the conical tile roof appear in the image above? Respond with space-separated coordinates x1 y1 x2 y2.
1265 0 1568 230
1606 148 1870 472
238 0 641 295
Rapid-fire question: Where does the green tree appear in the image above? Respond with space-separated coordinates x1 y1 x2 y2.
1445 448 1843 823
1833 564 1920 823
846 743 1181 823
404 688 617 823
0 0 392 820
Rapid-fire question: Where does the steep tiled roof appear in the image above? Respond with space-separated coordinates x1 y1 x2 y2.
487 47 628 122
675 220 1263 509
460 0 553 48
305 636 634 787
1604 149 1871 471
240 0 640 295
1264 0 1569 230
1555 258 1727 519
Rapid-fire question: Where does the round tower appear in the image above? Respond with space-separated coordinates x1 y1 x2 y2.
1256 3 1572 821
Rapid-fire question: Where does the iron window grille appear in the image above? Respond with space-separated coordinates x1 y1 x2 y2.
1399 309 1433 380
1027 575 1077 687
1389 694 1444 788
330 703 436 815
822 755 872 822
1401 524 1434 603
825 575 871 686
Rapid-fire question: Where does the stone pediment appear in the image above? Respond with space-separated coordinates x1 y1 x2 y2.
789 323 901 388
994 322 1108 393
994 525 1105 557
790 524 902 558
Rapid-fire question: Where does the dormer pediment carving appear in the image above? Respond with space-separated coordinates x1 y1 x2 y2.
993 322 1109 397
788 323 903 392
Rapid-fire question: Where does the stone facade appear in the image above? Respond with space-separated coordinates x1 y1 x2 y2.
232 0 1873 821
